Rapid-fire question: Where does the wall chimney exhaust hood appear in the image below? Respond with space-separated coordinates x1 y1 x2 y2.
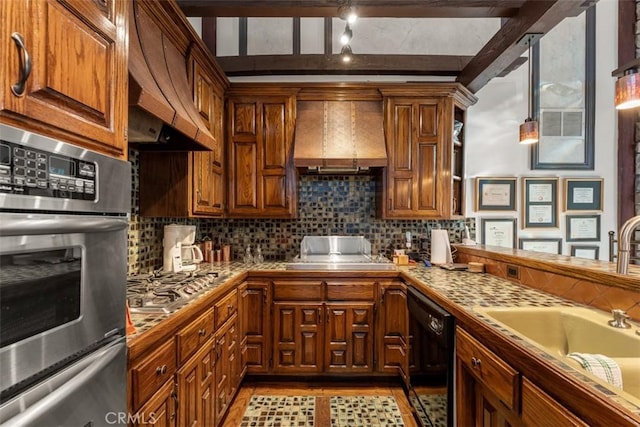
294 100 387 173
127 0 215 151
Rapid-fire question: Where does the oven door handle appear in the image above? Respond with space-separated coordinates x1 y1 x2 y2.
0 214 128 236
3 340 125 426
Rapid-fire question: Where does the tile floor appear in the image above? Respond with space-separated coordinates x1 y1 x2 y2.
223 381 418 427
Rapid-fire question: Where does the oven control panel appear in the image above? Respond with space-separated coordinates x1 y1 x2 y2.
0 140 96 201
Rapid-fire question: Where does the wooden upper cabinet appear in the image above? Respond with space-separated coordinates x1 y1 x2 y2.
226 88 298 218
379 84 476 219
189 54 225 216
0 0 128 159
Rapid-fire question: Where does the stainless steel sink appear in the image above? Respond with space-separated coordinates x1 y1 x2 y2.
286 236 396 271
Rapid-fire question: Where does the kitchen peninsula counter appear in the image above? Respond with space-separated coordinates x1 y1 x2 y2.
126 255 640 425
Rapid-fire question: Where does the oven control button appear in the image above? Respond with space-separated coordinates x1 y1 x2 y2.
14 167 25 176
26 151 36 160
50 182 59 189
26 169 36 178
26 160 36 169
14 148 25 158
68 185 76 192
14 157 25 167
59 184 67 190
37 162 46 171
26 178 36 187
0 167 9 176
37 171 47 179
37 153 46 161
0 184 12 192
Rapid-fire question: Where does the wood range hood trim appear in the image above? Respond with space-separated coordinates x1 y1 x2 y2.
128 0 215 151
294 100 388 173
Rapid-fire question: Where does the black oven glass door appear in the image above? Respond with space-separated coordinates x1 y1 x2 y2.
1 248 82 347
0 214 128 397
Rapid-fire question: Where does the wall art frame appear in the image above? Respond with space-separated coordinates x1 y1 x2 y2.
519 238 563 254
480 217 517 248
566 214 600 242
475 177 517 211
522 177 559 229
564 178 603 212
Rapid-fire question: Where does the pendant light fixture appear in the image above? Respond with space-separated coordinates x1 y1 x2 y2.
518 34 541 145
612 58 640 110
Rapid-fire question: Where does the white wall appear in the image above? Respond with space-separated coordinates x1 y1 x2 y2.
465 0 617 259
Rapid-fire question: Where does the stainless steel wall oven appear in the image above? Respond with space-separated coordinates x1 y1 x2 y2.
0 124 130 426
407 287 455 427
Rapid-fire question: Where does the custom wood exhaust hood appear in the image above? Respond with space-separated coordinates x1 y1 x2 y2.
294 100 387 173
127 0 215 151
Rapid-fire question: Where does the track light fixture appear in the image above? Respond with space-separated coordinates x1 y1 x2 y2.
341 45 353 63
338 4 357 24
340 24 353 45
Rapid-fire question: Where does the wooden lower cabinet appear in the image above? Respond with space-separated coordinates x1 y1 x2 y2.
132 380 176 427
325 303 374 373
272 302 324 373
176 338 214 427
239 281 270 374
214 312 239 424
456 327 520 426
377 281 409 380
521 377 588 427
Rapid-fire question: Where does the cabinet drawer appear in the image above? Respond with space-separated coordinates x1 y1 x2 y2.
131 339 177 411
522 378 588 427
215 289 238 329
176 308 214 364
272 281 323 300
456 327 519 411
326 280 375 301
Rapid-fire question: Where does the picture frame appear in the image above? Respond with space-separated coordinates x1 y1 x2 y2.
519 238 562 254
475 177 517 211
522 177 559 229
480 218 517 248
570 245 599 260
566 214 600 242
564 178 603 212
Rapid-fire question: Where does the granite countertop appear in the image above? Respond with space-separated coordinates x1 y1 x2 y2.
127 260 640 421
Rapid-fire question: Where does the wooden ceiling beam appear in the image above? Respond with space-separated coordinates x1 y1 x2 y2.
176 0 524 18
457 0 596 93
216 54 474 76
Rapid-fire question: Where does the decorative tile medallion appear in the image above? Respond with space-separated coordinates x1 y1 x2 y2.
330 396 405 427
240 396 315 427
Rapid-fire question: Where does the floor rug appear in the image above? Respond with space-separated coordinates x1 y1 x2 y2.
240 395 405 427
330 396 405 427
239 395 315 427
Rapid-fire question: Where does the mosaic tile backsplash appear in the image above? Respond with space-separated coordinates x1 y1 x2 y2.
128 149 475 274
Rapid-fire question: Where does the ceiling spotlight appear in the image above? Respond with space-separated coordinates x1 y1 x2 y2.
338 5 357 24
341 45 353 63
340 24 353 45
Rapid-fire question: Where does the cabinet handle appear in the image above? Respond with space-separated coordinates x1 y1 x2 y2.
196 189 202 203
156 365 167 375
10 32 31 97
228 303 233 312
198 328 206 336
388 198 392 211
317 308 321 324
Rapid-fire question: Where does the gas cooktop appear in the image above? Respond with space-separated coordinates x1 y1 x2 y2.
127 270 225 314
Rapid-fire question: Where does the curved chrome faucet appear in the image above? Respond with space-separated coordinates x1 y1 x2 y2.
616 215 640 274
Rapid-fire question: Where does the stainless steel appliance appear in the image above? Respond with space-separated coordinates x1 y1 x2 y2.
0 123 130 426
127 270 224 314
407 287 455 427
286 235 396 271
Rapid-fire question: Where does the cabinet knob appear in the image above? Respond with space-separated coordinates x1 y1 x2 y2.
156 365 167 375
198 328 207 336
228 303 233 312
10 32 31 97
471 357 482 369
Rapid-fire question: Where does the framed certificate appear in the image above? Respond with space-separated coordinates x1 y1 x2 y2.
476 178 517 211
522 177 559 229
570 245 599 260
480 218 517 248
566 214 600 242
564 178 603 212
519 238 562 254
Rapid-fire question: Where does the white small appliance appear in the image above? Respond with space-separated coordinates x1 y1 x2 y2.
163 225 199 272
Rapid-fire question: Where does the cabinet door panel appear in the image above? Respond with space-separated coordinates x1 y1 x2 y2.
418 103 438 138
326 303 373 373
273 303 323 373
232 142 258 208
132 380 176 427
263 175 287 209
378 282 408 380
262 103 286 169
241 283 269 373
392 178 412 211
233 103 257 137
417 144 437 211
393 104 413 171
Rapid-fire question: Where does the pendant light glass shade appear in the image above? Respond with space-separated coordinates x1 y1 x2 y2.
341 45 353 63
615 70 640 110
519 118 539 145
